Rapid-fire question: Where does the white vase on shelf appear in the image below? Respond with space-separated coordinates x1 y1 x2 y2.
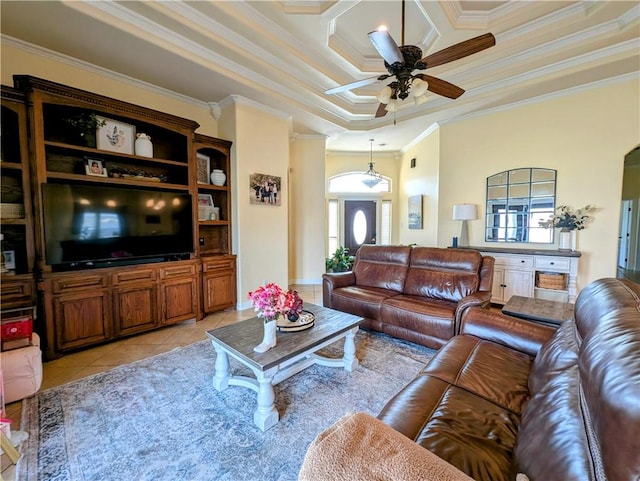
210 169 226 186
134 133 153 158
570 230 577 251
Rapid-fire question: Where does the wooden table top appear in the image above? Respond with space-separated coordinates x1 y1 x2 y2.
206 302 363 371
502 295 574 326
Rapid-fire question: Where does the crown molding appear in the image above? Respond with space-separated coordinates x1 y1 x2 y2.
1 35 205 108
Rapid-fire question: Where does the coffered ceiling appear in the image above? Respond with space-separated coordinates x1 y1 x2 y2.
1 1 638 152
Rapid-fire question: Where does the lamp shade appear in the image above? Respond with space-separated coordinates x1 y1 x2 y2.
452 204 477 221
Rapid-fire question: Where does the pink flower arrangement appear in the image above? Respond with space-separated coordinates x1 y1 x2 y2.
248 283 304 322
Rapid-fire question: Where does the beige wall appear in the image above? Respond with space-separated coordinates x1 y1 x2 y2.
398 128 441 246
1 41 218 137
432 79 639 289
290 136 327 284
219 99 291 309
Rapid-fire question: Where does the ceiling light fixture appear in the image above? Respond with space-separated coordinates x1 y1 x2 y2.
363 138 382 188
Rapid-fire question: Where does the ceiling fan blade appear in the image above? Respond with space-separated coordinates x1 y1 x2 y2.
325 75 381 95
415 74 465 99
418 33 495 69
368 29 404 65
375 103 388 118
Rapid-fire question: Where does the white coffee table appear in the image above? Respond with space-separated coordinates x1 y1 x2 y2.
206 303 364 431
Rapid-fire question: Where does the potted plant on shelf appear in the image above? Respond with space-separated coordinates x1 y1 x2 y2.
539 205 594 251
62 112 106 147
325 246 355 273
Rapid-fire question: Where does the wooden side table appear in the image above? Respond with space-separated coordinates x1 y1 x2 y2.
502 295 574 327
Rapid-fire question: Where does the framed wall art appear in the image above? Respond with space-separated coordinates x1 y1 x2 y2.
249 173 281 206
196 152 210 184
197 194 214 220
96 116 135 154
408 195 423 229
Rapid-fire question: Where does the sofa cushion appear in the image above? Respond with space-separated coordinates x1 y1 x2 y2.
352 245 412 292
330 285 399 321
420 335 534 415
378 375 519 481
404 248 482 302
380 295 458 348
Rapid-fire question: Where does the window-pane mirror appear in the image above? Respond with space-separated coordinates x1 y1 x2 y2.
485 168 556 243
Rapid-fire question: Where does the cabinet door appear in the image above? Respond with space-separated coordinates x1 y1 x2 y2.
161 277 197 324
503 269 533 301
203 271 236 313
53 289 111 351
490 267 505 303
113 283 159 336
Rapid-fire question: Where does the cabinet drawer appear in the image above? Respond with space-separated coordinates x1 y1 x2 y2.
0 279 34 303
534 257 570 271
492 255 533 269
112 268 157 285
202 257 235 272
52 274 107 293
160 262 198 279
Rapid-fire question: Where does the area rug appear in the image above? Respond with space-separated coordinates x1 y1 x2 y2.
18 330 435 481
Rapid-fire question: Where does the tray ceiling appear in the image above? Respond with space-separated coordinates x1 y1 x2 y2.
1 1 638 152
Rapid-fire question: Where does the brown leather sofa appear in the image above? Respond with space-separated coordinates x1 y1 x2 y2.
322 245 495 349
300 278 640 481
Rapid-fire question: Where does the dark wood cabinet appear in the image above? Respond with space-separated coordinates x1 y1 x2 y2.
3 76 237 358
202 256 237 313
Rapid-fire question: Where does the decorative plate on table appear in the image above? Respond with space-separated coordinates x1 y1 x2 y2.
277 310 315 332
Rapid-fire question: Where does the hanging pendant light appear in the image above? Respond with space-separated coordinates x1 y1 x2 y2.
362 138 382 188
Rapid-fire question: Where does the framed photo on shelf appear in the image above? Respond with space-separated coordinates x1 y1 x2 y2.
96 116 135 154
3 250 16 270
196 153 210 184
85 158 108 177
197 194 215 221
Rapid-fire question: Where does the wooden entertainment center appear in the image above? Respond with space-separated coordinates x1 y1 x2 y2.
1 76 236 359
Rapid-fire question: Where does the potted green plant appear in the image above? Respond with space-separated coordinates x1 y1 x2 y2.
62 112 106 147
325 246 355 272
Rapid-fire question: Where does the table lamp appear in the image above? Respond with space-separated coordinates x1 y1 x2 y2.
452 204 477 247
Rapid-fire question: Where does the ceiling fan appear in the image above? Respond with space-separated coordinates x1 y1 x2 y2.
325 1 496 118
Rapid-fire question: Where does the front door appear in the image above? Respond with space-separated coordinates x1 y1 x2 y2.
344 200 376 255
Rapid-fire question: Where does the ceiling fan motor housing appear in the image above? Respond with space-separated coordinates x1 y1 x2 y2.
384 45 424 99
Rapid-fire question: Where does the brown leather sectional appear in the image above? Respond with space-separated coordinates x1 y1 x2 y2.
301 277 640 481
322 245 495 349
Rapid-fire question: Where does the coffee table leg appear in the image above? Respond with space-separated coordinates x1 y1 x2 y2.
343 327 359 372
254 369 279 432
212 342 230 391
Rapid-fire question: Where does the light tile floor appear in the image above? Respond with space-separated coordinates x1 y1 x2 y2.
1 284 323 480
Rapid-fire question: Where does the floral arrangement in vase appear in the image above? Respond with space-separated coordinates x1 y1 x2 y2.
248 283 304 322
538 205 594 231
248 283 304 353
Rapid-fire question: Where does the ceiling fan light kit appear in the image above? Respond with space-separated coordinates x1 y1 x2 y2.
325 1 495 119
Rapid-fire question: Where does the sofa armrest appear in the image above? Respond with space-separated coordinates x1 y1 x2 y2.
299 412 474 481
322 272 356 308
453 290 492 333
459 306 555 356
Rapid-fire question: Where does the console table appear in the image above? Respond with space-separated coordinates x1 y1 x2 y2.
463 246 581 304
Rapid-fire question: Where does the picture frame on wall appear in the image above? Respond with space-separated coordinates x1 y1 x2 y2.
249 172 281 206
408 195 423 229
85 158 108 177
96 116 135 154
196 153 210 184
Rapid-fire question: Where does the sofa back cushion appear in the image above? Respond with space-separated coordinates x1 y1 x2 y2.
515 278 640 481
352 245 412 292
404 248 483 302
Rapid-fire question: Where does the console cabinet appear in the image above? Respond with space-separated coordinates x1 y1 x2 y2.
40 260 199 358
478 247 581 304
2 76 237 359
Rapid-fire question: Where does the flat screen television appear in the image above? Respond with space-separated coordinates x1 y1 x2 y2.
42 183 193 270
